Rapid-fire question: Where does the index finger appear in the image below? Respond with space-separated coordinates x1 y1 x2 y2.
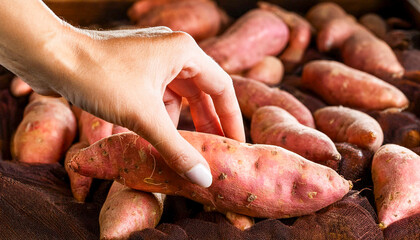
189 54 245 142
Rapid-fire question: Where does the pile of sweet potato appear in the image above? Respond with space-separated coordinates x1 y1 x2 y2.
2 0 420 239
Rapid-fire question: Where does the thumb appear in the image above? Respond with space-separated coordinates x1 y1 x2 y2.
134 101 213 188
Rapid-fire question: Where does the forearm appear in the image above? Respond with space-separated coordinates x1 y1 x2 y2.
0 0 84 93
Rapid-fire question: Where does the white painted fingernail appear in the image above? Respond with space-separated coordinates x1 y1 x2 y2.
185 164 213 188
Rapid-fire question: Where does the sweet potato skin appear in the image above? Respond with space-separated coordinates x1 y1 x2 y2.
258 2 312 71
243 56 284 86
79 111 114 145
372 144 420 229
341 30 405 81
225 211 254 231
99 181 164 240
200 9 289 74
12 94 77 163
314 106 384 152
359 13 387 39
10 76 32 97
64 142 92 202
316 17 360 52
251 106 340 168
305 2 347 30
301 60 409 110
70 131 351 219
232 75 315 128
129 0 226 42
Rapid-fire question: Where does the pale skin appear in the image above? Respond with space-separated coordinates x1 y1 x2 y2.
0 0 245 187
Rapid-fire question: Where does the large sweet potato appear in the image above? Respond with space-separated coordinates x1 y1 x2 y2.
70 131 351 219
64 142 92 202
372 144 420 229
314 106 384 152
12 93 77 163
99 181 164 240
301 60 409 110
258 2 312 71
128 0 228 42
341 29 405 81
232 75 315 128
200 9 289 73
251 106 340 168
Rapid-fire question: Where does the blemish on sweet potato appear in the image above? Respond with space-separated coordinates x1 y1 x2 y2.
218 173 227 180
247 193 257 203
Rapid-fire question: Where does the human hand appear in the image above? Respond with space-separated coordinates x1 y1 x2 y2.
27 26 245 187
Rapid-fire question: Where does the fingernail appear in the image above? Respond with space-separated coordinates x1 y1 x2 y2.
185 164 213 188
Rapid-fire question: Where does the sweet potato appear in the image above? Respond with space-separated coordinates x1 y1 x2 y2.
301 60 409 110
341 29 405 81
127 0 207 21
70 131 351 219
251 106 340 168
10 76 32 97
258 2 312 71
314 106 384 152
12 93 77 163
243 56 284 86
359 13 387 39
64 142 92 202
200 9 289 74
225 211 254 231
78 111 113 145
371 144 420 229
128 0 228 42
99 181 164 240
232 75 315 128
305 2 347 30
316 16 361 52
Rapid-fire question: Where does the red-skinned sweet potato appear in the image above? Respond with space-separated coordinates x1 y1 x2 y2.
314 106 384 152
225 211 254 231
359 13 387 39
127 0 207 21
200 9 289 74
128 0 228 42
232 75 315 128
70 131 351 219
64 141 92 202
301 60 409 110
258 2 312 71
251 106 340 168
99 181 164 240
372 144 420 229
12 93 77 163
243 56 284 86
341 29 405 81
305 2 347 30
316 16 361 52
10 76 32 97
